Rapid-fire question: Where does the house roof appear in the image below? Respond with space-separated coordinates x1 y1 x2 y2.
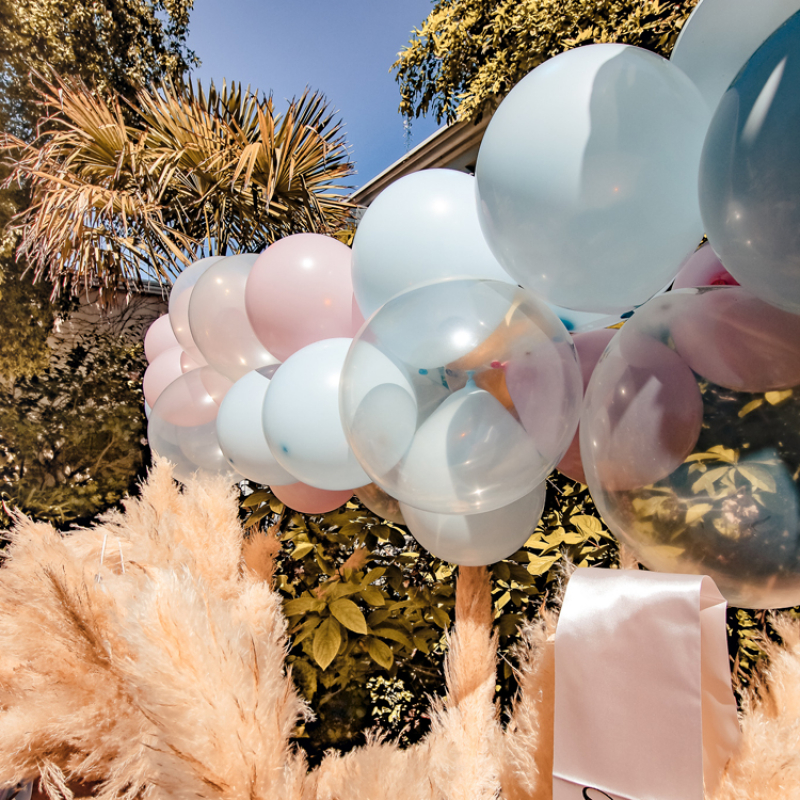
349 116 490 207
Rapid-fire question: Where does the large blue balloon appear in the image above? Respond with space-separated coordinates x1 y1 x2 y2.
699 10 800 315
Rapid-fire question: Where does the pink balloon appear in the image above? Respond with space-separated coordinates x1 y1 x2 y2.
556 328 618 483
151 366 232 428
503 336 583 465
671 287 800 393
189 254 279 381
144 315 180 364
246 234 362 361
143 346 184 408
180 349 206 373
672 243 739 290
584 332 704 492
271 482 353 515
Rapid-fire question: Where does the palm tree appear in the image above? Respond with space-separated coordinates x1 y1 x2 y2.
2 74 355 298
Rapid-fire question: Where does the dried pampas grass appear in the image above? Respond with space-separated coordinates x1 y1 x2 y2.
2 463 800 800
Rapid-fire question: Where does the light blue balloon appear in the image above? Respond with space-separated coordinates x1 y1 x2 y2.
476 44 710 314
699 10 800 315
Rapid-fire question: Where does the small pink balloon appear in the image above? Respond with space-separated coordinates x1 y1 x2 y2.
271 482 353 515
671 287 800 392
246 234 362 361
584 331 704 492
180 349 205 373
143 346 184 408
556 328 618 483
673 243 739 290
151 366 232 428
144 315 180 364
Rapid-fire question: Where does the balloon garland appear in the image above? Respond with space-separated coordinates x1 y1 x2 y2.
143 8 800 609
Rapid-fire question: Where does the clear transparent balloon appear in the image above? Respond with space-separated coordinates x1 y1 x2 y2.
580 287 800 608
699 10 800 315
340 278 583 515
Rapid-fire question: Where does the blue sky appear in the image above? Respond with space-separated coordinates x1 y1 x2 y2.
186 0 442 192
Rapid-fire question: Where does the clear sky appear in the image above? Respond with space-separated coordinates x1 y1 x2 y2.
186 0 442 192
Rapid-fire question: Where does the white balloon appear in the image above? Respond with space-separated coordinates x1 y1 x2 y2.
216 369 295 485
401 482 547 566
263 338 369 491
351 169 516 319
168 256 224 355
671 0 800 113
476 44 709 314
188 254 279 381
395 380 545 515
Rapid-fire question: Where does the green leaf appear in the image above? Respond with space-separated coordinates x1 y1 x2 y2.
359 586 386 606
292 542 315 560
283 594 324 617
366 637 394 670
329 598 368 634
312 617 342 670
685 503 713 525
412 635 431 654
370 626 414 650
362 567 386 584
527 555 559 575
738 465 777 493
292 616 322 646
570 514 604 535
430 606 450 629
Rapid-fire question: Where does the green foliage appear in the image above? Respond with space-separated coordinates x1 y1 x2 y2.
393 0 699 124
239 470 622 761
0 328 148 528
0 0 197 138
3 76 355 296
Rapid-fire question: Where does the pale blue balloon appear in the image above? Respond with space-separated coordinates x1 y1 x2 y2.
476 44 710 314
699 10 800 315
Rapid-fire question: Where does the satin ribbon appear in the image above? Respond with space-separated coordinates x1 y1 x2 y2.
553 569 740 800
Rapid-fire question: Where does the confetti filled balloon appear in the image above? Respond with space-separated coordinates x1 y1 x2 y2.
340 278 582 515
581 287 800 608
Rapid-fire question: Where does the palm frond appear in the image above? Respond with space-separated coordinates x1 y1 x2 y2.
1 74 356 297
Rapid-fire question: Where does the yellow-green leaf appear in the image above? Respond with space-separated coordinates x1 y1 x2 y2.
571 515 604 535
359 586 385 606
685 503 713 525
430 606 450 629
738 465 777 493
366 637 394 670
528 555 559 575
283 594 323 617
292 542 315 560
370 626 414 649
312 617 342 670
328 598 368 634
